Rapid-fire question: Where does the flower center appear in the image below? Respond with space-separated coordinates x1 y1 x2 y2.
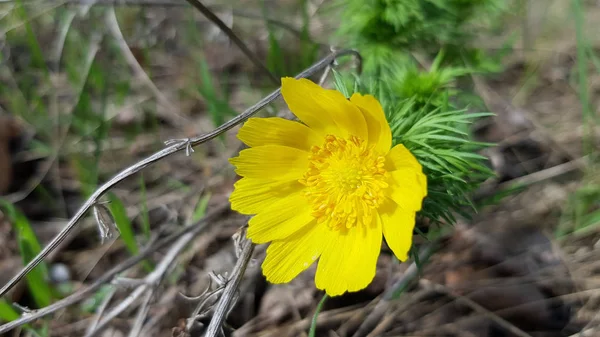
300 135 389 230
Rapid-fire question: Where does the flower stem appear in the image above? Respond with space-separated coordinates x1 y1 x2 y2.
308 293 329 337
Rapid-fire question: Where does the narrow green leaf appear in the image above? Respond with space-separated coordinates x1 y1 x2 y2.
332 68 350 98
191 193 212 223
107 194 138 255
0 300 19 322
0 201 52 308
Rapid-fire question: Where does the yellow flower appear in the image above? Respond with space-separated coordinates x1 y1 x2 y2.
229 77 427 296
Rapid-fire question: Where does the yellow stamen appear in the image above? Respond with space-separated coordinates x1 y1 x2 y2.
299 134 388 230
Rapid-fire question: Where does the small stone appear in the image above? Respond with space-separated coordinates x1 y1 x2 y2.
49 263 71 284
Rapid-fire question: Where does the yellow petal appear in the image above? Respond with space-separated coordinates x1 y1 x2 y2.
262 222 329 284
229 145 309 181
237 117 322 151
247 190 314 243
385 144 423 171
379 198 415 261
230 178 304 214
281 77 368 140
350 93 392 153
387 168 427 211
315 215 382 296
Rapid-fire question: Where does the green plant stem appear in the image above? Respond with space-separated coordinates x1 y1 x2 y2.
308 293 329 337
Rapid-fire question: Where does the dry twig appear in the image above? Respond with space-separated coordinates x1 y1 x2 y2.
419 279 533 337
351 244 437 337
184 0 280 85
0 49 361 334
0 203 231 334
105 7 190 127
204 237 254 337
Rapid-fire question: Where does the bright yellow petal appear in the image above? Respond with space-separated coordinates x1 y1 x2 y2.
281 77 368 140
349 93 392 154
237 117 322 151
386 168 427 211
379 198 415 261
385 144 423 171
315 216 382 296
262 222 329 284
247 190 314 243
229 145 309 181
230 178 304 214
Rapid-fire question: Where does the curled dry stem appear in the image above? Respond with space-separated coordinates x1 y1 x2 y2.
0 203 230 334
86 211 219 337
0 49 362 334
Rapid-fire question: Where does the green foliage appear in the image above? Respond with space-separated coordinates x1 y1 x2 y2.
332 0 502 228
336 72 494 226
195 55 238 129
182 10 237 130
262 0 319 78
556 176 600 238
191 193 212 223
391 50 471 106
0 300 20 323
336 0 506 74
107 192 154 271
0 201 53 308
107 194 138 256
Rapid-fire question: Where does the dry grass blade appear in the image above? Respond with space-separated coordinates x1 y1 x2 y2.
0 49 360 300
86 212 229 336
420 279 533 337
352 244 436 337
205 237 254 337
0 50 361 334
0 203 230 334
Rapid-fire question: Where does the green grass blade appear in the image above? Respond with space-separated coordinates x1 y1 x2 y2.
107 193 154 272
0 300 20 322
13 0 47 74
0 201 52 308
107 194 138 255
191 193 212 223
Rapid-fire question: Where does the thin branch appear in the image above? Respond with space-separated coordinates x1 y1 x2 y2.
127 288 154 337
351 244 437 337
0 49 361 300
86 286 118 334
184 0 279 85
204 237 254 337
0 0 310 40
420 279 533 337
473 156 587 202
0 203 230 334
86 214 206 337
86 284 149 337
